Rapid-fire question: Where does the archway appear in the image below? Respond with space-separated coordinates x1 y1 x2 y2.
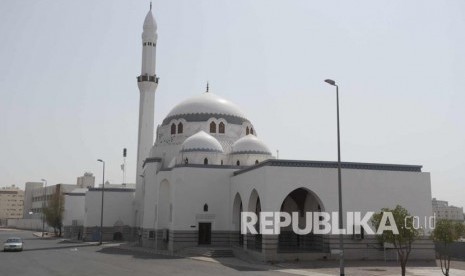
278 188 328 252
113 219 125 241
232 193 243 246
113 232 123 241
158 180 171 229
247 189 262 251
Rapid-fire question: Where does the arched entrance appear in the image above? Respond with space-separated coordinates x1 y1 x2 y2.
278 188 328 252
232 193 243 246
158 180 171 229
113 232 123 241
113 219 125 241
247 189 262 251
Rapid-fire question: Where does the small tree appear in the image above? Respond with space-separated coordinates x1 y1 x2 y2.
43 189 65 237
371 205 421 276
432 219 465 276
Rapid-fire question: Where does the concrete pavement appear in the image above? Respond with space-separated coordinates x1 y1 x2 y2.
2 228 465 276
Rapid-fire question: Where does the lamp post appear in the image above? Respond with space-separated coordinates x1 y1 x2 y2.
41 179 47 237
324 79 345 276
97 159 105 245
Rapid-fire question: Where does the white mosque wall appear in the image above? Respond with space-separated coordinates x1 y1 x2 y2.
141 162 160 229
84 189 134 228
232 166 433 232
168 167 235 231
63 194 86 227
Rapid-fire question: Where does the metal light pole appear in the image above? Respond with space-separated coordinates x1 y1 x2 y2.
41 179 47 237
325 79 345 276
97 159 105 245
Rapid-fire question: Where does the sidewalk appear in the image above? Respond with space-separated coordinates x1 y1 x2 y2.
32 232 56 238
115 244 465 276
274 260 465 276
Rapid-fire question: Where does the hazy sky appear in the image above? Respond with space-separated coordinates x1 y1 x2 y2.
1 1 464 208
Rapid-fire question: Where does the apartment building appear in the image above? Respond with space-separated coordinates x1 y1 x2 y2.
0 185 24 219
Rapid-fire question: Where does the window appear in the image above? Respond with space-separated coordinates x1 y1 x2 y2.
204 158 208 165
171 123 176 135
255 160 259 165
210 122 216 133
236 160 240 166
250 128 254 135
221 160 223 165
219 122 225 134
184 158 188 165
203 204 208 212
148 230 155 239
246 126 249 135
177 122 183 134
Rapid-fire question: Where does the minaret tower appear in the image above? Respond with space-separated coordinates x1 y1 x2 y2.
135 4 158 226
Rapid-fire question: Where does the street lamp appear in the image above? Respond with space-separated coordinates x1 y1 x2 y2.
41 178 47 237
97 159 105 245
324 79 345 276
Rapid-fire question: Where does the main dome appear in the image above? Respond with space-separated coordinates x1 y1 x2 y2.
164 93 248 121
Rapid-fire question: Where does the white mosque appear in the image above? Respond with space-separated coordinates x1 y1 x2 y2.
67 6 435 262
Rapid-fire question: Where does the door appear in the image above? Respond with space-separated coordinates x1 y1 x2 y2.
198 222 211 245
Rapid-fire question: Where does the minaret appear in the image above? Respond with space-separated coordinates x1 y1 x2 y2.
135 5 158 227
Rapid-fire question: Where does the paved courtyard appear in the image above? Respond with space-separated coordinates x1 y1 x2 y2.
1 229 464 276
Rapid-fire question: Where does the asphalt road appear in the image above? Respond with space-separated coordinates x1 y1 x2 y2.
0 229 289 276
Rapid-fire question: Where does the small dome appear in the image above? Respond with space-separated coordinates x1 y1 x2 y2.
165 93 248 121
232 135 272 155
181 131 224 153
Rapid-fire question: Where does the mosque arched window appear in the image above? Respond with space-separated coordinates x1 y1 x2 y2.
250 128 254 135
204 158 208 165
236 160 240 166
171 123 176 135
219 122 225 134
246 126 249 135
210 122 216 133
203 204 208 212
177 122 183 134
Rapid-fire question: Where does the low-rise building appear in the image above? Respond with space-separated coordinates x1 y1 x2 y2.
23 182 43 218
26 183 77 219
0 185 24 219
62 183 135 240
77 172 95 188
63 188 88 239
432 198 464 221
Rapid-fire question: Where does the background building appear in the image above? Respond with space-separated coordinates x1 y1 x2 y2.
432 198 464 221
23 182 43 218
77 172 95 188
0 185 24 221
26 183 77 219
